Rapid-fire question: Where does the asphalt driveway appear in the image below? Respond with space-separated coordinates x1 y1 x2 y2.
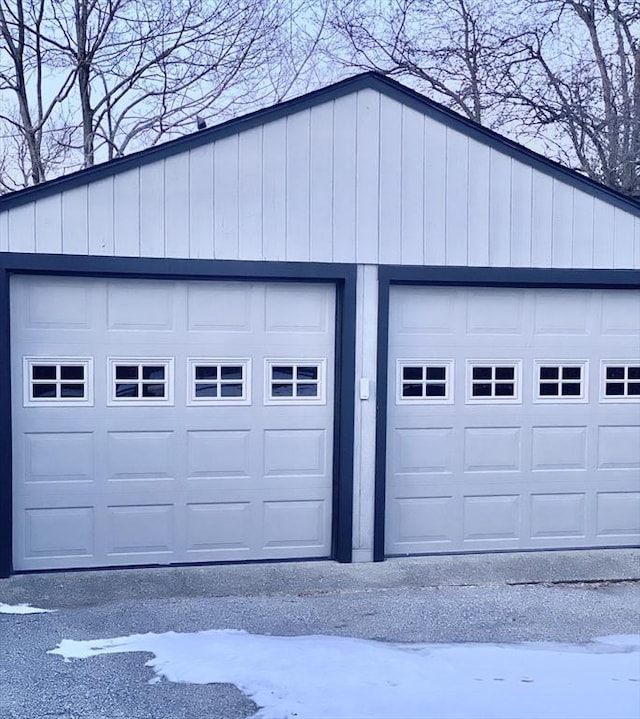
1 550 639 719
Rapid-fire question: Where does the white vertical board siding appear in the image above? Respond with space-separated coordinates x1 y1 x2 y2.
445 127 469 265
61 187 89 255
213 135 239 260
309 102 334 263
467 139 491 266
510 161 533 267
332 94 358 263
164 153 190 258
139 162 165 258
2 89 638 269
401 107 426 265
189 144 215 259
262 118 287 261
34 194 62 253
378 95 403 265
423 116 447 265
88 178 114 255
0 209 8 252
114 169 140 257
356 90 380 264
572 190 595 268
8 204 35 252
286 111 311 262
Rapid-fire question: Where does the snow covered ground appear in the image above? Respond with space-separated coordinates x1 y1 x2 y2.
49 629 640 719
0 602 54 614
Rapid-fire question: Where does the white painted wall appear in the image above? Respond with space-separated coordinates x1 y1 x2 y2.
1 88 638 269
352 265 378 561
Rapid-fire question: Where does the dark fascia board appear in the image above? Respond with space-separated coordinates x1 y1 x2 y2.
1 71 639 216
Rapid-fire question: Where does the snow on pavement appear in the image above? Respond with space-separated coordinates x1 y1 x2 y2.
0 602 54 614
47 630 640 719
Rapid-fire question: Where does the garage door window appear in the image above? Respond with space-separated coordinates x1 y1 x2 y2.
466 361 521 403
23 358 93 406
108 359 173 405
188 359 251 405
601 362 640 401
265 360 325 404
535 361 587 402
397 361 454 403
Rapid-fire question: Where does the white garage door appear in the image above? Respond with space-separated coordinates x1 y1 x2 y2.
386 286 640 555
11 275 335 571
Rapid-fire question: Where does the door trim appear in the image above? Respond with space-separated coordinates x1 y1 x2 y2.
0 252 357 576
374 265 640 561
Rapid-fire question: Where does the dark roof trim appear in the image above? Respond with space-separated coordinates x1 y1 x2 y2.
1 72 639 216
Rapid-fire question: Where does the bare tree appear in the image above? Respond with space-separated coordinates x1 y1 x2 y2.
0 0 77 186
501 0 639 197
0 0 327 188
328 0 508 123
328 0 639 197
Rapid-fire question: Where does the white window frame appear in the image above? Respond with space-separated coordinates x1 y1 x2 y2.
465 360 522 404
187 358 251 406
533 360 589 403
396 359 454 404
264 359 326 405
600 360 640 403
107 358 174 406
23 357 94 407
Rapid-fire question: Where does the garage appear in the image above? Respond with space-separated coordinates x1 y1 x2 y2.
385 284 640 555
10 275 336 571
1 72 639 576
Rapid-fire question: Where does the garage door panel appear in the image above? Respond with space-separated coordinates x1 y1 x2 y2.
387 286 640 555
11 276 335 570
596 492 640 536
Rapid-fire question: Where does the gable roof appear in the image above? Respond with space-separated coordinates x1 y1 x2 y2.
1 72 639 216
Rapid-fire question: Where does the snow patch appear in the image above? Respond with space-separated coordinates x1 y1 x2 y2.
0 602 55 614
48 630 640 719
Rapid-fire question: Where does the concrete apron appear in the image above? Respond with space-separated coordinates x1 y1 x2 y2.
1 548 638 610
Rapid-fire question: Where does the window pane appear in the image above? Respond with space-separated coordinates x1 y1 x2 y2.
628 383 640 395
472 367 492 380
116 366 138 380
605 382 624 396
116 383 138 397
60 384 85 398
61 366 84 380
425 383 446 397
195 384 217 397
221 366 243 380
561 382 581 396
403 366 423 381
220 383 243 397
539 366 559 380
297 366 318 381
628 367 640 380
562 367 581 380
272 383 293 397
495 367 515 380
296 384 318 397
32 365 56 380
272 366 293 380
32 384 57 398
606 366 624 380
402 384 423 398
472 383 492 397
195 366 217 380
495 383 515 396
539 382 559 396
143 366 165 380
142 383 165 397
425 367 446 381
